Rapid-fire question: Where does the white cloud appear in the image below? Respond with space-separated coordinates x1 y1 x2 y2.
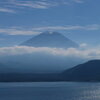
0 46 100 59
0 24 100 35
9 0 84 9
0 8 16 13
0 0 58 14
73 0 84 3
80 43 88 48
5 0 59 9
0 28 39 35
0 0 85 13
11 1 56 9
32 24 100 31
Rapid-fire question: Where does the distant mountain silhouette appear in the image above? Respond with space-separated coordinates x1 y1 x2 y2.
21 31 78 48
62 60 100 81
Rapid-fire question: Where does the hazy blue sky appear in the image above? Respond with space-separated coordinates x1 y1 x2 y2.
0 0 100 72
0 0 100 46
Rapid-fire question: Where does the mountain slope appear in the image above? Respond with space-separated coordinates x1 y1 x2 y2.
21 31 78 48
62 60 100 81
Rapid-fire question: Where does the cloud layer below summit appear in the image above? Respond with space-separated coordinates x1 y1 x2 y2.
0 46 100 59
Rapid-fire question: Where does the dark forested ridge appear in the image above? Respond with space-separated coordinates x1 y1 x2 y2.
62 60 100 81
0 60 100 82
0 73 62 82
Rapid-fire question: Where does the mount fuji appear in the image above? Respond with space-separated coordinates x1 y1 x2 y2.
21 31 79 48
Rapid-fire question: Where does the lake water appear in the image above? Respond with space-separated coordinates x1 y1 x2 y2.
0 82 100 100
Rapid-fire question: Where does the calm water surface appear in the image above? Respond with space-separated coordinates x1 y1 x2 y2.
0 82 100 100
